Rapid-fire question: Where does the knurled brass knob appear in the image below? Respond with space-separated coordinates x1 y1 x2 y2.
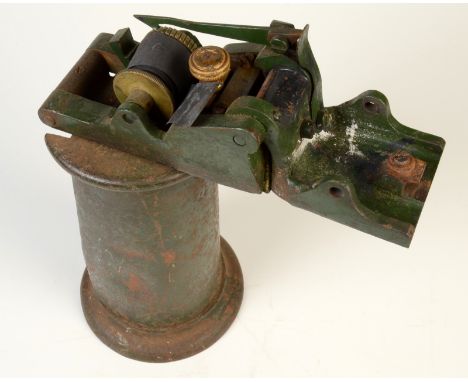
157 26 200 52
189 46 231 83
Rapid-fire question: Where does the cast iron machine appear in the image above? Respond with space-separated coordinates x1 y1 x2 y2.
39 15 445 362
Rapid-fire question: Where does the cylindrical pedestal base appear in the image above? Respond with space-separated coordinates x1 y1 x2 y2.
46 134 243 362
81 237 242 362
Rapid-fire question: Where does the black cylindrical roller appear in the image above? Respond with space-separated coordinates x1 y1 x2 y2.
128 30 195 103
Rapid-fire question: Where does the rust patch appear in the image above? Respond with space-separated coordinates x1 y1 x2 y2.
97 48 126 73
384 150 426 184
40 111 56 127
256 69 276 99
267 29 302 46
128 251 142 258
271 166 291 199
211 66 261 114
406 224 415 239
110 246 154 262
191 241 205 258
80 237 243 362
403 179 431 202
127 273 143 292
126 251 147 259
161 250 176 265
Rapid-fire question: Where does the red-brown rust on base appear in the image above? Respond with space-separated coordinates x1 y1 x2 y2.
45 134 189 191
81 237 243 362
47 134 243 362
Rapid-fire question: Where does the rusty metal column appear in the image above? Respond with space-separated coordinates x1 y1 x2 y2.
46 134 243 362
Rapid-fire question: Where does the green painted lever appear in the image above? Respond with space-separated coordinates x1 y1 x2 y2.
134 15 271 45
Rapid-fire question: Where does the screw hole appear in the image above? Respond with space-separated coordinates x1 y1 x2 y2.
364 100 380 114
329 186 344 198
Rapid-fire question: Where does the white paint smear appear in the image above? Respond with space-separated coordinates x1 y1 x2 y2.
292 130 334 161
346 120 365 158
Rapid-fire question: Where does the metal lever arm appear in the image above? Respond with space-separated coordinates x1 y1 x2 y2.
135 15 289 45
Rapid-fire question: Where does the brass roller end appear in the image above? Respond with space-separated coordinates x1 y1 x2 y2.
113 69 175 119
189 46 231 83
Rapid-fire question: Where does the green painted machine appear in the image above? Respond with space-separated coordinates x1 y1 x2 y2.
40 15 444 247
39 16 444 362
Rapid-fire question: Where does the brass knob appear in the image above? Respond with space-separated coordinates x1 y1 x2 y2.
189 46 231 83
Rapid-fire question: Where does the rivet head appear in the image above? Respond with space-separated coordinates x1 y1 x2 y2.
384 150 427 184
389 150 413 168
233 135 246 146
121 112 137 124
189 46 231 83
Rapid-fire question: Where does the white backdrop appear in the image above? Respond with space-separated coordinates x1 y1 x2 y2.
0 4 467 377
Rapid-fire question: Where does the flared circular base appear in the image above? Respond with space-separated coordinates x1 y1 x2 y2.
80 237 243 362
